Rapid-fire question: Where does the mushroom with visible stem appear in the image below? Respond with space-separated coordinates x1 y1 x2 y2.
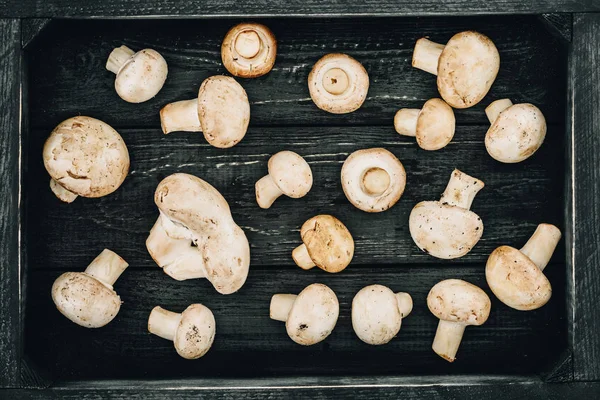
255 151 313 209
486 223 561 310
292 215 354 273
394 98 455 151
427 279 491 362
409 169 484 259
352 285 412 345
148 304 216 359
51 249 128 328
221 23 277 78
270 283 339 345
412 31 500 109
106 45 168 103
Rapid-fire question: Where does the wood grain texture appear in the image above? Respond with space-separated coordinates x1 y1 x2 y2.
21 18 51 49
540 14 572 42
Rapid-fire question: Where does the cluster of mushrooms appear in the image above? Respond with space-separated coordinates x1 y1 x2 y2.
46 25 560 362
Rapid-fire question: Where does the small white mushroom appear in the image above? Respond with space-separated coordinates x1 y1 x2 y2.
270 283 339 345
394 98 455 150
486 223 561 311
160 75 250 148
341 148 406 212
105 45 168 103
308 53 369 114
255 151 313 209
412 31 500 109
409 169 484 259
427 279 491 362
148 304 216 359
221 23 277 78
484 99 547 163
51 249 128 328
43 116 130 203
352 285 412 345
292 215 354 273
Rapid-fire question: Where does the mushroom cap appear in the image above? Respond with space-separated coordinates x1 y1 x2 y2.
427 279 491 326
486 245 552 310
416 98 455 150
286 283 339 345
221 23 277 78
351 284 402 345
308 53 369 114
43 116 130 198
115 49 168 103
409 201 483 259
485 103 546 163
437 31 500 109
198 76 250 148
300 215 354 273
341 148 406 212
268 151 313 198
174 304 216 359
51 272 121 328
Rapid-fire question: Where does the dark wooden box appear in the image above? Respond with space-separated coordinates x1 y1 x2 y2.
2 2 600 399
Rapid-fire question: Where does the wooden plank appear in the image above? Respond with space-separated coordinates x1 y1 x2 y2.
28 16 567 129
21 18 51 49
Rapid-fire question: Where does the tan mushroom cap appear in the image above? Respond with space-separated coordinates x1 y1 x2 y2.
268 151 313 198
394 98 455 151
308 53 369 114
222 23 277 78
174 304 216 359
43 116 130 200
109 47 168 103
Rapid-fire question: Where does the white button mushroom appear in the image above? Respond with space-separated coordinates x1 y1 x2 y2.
105 45 168 103
255 151 313 209
221 23 277 78
148 304 216 359
43 116 130 203
51 249 128 328
412 31 500 109
160 75 250 148
486 223 561 311
409 169 484 259
341 148 406 212
292 215 354 273
484 99 547 163
427 279 491 362
352 285 412 345
394 98 455 151
146 173 250 295
270 283 339 346
308 53 369 114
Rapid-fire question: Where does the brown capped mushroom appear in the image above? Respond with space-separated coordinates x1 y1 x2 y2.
409 169 484 259
51 249 128 328
341 148 406 212
428 279 491 362
160 75 250 148
486 223 561 311
394 98 455 150
292 215 354 273
485 99 547 163
308 53 369 114
270 283 339 345
43 116 130 203
221 23 277 78
412 31 500 109
255 151 313 209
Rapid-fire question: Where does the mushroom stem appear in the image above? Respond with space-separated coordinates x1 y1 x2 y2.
432 320 466 362
160 99 202 134
292 244 316 270
412 38 445 76
106 45 135 74
148 306 182 341
84 249 129 287
270 294 297 322
395 292 413 318
49 178 78 203
485 99 514 123
520 223 562 271
255 174 284 209
439 169 484 210
394 109 419 137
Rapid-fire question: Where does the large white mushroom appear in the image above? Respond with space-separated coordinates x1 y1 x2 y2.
221 22 277 78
